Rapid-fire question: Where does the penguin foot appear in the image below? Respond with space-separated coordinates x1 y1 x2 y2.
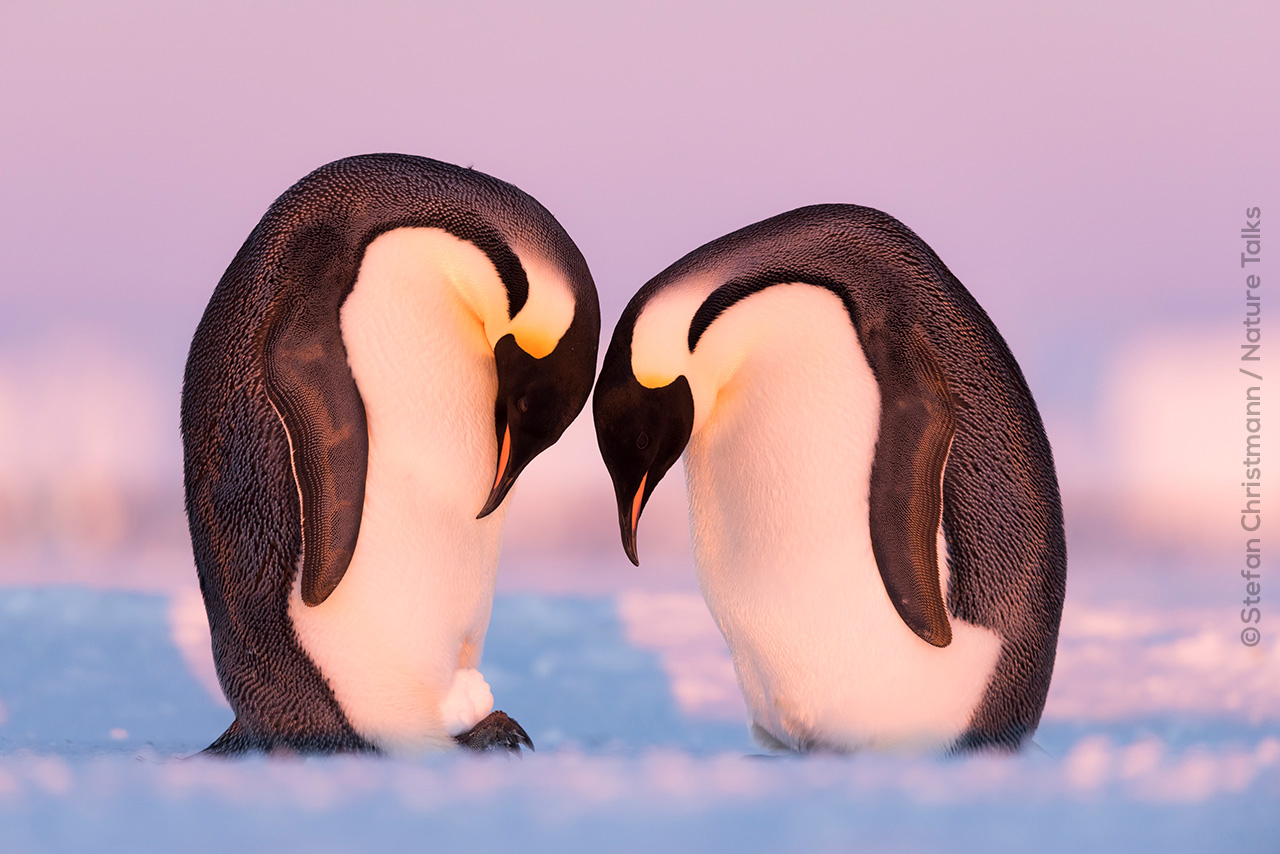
453 710 534 754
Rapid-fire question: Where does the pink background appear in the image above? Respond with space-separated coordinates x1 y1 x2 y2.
0 1 1275 593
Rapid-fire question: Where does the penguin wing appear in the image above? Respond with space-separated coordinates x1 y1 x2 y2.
264 298 368 607
866 328 955 647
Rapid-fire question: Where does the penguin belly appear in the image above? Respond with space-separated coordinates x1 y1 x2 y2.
682 286 1003 752
287 229 507 754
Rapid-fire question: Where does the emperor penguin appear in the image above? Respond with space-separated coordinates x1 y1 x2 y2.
181 154 600 755
593 205 1066 753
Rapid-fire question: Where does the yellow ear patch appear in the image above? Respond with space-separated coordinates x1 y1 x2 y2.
634 369 679 389
505 249 576 359
629 282 709 390
510 326 559 359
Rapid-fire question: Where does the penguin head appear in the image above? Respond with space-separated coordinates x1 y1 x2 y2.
593 365 694 565
478 328 596 518
474 246 600 519
593 279 722 563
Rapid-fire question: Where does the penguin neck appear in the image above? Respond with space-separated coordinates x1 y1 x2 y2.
630 278 843 434
446 232 577 358
629 274 735 433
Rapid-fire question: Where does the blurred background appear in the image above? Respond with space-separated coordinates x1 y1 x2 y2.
0 2 1275 727
1 1 1272 586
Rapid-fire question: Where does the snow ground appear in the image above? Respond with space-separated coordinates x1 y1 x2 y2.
0 565 1276 853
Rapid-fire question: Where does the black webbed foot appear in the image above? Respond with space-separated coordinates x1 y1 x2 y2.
453 710 534 754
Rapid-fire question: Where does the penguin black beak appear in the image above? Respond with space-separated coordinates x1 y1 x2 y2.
478 424 517 519
478 417 550 519
618 472 647 566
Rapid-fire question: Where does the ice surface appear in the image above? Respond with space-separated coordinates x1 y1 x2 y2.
0 576 1276 853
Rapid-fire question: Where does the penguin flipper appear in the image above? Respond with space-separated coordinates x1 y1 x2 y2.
867 331 955 647
264 298 369 607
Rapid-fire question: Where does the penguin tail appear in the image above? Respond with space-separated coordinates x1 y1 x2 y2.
202 719 250 756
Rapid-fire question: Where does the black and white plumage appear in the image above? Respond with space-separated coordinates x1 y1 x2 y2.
593 205 1065 753
182 154 599 755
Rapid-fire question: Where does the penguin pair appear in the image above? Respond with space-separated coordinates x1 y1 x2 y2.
183 155 1065 756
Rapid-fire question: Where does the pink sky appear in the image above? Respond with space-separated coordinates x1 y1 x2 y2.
3 3 1273 332
0 2 1276 577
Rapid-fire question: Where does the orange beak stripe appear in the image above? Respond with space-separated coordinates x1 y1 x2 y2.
494 424 511 491
630 472 647 540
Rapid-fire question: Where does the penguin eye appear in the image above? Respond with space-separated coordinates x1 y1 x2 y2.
516 396 529 414
636 431 649 450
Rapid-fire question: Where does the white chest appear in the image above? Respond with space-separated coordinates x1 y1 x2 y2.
286 229 508 752
681 287 1003 752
